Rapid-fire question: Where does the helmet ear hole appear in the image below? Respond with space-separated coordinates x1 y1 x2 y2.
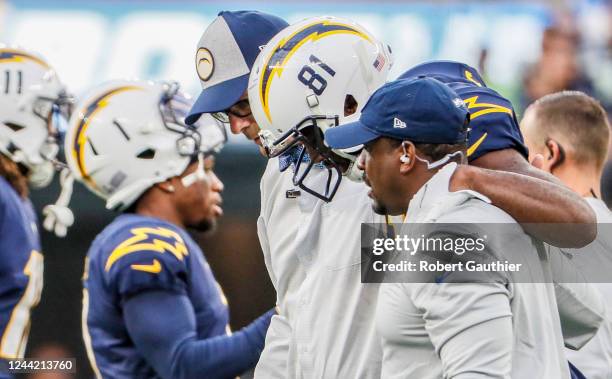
136 148 156 160
344 94 358 117
4 122 25 132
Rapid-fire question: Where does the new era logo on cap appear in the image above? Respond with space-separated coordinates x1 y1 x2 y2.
393 117 407 129
453 97 465 108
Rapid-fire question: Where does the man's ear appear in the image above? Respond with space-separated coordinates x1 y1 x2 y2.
544 138 564 173
156 179 176 194
399 141 416 174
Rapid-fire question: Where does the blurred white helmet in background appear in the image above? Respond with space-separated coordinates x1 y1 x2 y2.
64 79 226 211
248 16 392 201
0 46 72 188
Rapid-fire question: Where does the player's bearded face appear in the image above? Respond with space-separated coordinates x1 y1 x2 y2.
175 157 224 232
362 138 408 216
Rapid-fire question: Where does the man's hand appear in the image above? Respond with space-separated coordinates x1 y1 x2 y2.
529 153 546 170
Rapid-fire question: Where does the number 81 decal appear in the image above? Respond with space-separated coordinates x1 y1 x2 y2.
297 55 336 96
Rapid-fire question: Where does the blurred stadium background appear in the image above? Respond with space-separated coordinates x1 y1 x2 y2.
1 0 611 377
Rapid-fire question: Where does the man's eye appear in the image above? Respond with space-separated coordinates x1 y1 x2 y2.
235 107 251 115
234 100 251 111
204 157 215 171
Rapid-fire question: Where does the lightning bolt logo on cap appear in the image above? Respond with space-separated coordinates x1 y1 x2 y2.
195 48 215 82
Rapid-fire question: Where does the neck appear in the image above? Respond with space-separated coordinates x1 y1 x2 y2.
135 188 184 228
555 164 602 198
401 166 438 210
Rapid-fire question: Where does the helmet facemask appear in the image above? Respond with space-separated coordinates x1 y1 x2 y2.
156 82 227 191
259 111 349 201
2 71 74 187
248 16 393 202
258 92 365 202
160 82 226 161
291 117 343 202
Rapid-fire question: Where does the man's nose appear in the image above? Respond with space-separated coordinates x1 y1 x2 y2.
357 150 367 170
209 171 224 192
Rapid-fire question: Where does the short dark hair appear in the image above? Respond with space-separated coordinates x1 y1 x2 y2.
531 91 610 169
387 138 467 162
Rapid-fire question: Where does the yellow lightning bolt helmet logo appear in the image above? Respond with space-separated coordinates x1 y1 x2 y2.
259 20 372 123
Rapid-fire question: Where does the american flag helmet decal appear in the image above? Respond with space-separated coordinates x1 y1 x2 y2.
373 52 386 71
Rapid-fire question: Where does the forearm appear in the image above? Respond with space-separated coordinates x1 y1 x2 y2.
454 151 596 247
461 164 591 223
172 310 274 379
124 290 274 379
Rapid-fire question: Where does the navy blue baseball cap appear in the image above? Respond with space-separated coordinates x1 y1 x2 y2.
325 77 470 149
399 60 487 87
186 11 288 125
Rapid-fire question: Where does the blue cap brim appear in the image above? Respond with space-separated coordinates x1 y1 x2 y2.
324 121 381 149
186 74 249 125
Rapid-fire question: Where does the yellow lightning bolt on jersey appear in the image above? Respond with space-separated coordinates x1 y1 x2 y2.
463 95 512 157
105 227 188 271
463 95 512 120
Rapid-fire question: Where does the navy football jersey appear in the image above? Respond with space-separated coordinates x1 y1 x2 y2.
399 61 529 161
82 214 230 378
0 176 44 366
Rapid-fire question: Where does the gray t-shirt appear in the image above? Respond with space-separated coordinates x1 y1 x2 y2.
564 198 612 379
377 163 569 379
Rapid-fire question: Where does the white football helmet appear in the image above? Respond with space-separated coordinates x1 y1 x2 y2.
64 80 226 211
0 46 72 188
248 16 392 201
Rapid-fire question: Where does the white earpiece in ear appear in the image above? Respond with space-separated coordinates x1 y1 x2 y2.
400 141 411 164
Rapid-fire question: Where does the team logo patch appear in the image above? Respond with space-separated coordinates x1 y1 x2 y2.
196 47 214 81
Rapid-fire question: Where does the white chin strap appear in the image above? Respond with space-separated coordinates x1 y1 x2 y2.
180 153 205 188
415 150 466 170
42 167 75 238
